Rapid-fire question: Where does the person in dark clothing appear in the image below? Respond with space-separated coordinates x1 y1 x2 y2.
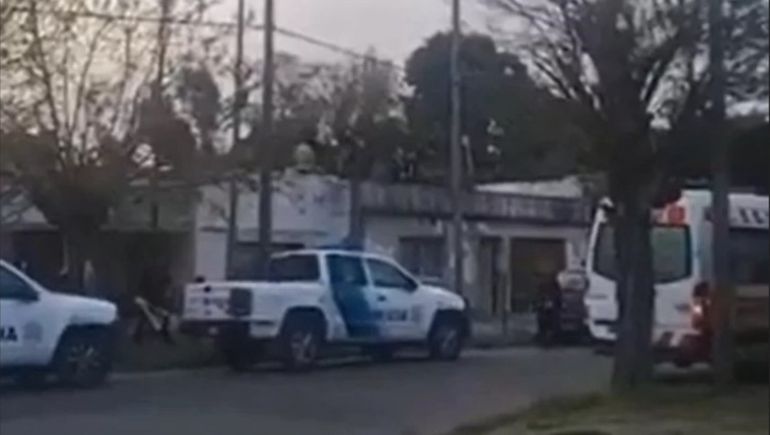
133 268 175 345
535 276 562 347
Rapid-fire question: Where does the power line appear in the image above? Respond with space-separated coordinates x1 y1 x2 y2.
8 6 264 31
8 6 403 70
275 27 404 71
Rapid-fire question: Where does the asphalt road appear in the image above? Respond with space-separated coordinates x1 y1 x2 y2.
0 348 610 435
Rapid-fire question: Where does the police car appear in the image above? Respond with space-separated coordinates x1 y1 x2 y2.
0 260 118 387
181 249 470 371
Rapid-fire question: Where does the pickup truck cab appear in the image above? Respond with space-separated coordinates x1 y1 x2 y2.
0 260 118 387
181 249 469 370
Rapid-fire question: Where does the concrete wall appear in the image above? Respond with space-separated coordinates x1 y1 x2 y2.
193 172 351 280
193 230 228 281
363 216 445 259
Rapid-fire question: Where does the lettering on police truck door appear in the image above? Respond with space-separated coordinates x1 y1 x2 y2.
0 301 24 366
0 264 46 366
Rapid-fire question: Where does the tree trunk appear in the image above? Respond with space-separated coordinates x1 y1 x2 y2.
612 197 656 391
62 230 92 294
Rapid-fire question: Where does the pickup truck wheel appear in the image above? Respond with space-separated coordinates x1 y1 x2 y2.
280 315 321 371
52 330 112 388
428 319 464 361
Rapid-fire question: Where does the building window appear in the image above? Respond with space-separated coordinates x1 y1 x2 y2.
399 237 445 280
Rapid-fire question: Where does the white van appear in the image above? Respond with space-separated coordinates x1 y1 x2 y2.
585 190 769 366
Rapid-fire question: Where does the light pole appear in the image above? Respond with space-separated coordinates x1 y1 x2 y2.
450 0 464 295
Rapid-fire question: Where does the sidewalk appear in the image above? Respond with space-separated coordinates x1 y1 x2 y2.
471 314 537 348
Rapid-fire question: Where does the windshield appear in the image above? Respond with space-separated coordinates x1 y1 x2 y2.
593 224 692 284
267 255 320 283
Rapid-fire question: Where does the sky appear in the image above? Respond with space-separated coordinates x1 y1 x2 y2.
217 0 488 65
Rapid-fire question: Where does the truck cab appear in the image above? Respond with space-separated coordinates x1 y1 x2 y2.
0 260 118 387
181 249 469 371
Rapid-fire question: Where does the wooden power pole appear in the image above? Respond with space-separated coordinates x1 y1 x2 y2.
258 0 276 275
225 0 246 278
148 0 172 231
709 0 734 386
449 0 464 295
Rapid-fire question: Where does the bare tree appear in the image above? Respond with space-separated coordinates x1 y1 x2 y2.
0 0 225 290
486 0 768 390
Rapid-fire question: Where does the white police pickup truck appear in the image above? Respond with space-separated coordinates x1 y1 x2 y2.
0 260 118 387
181 249 470 371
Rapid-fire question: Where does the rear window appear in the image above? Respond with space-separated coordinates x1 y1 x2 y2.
267 255 320 282
594 224 692 284
730 230 769 285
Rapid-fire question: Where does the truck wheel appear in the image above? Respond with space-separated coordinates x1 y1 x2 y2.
279 314 321 371
428 319 464 361
52 329 112 388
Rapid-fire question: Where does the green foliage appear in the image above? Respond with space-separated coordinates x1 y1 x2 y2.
239 54 407 181
404 32 583 183
487 0 768 200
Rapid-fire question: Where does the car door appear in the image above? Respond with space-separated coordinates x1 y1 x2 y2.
327 254 381 341
0 264 44 367
364 258 422 341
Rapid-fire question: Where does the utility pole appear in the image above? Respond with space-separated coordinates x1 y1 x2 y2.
225 0 246 278
347 56 376 247
449 0 464 295
258 0 276 275
709 0 734 386
150 0 171 230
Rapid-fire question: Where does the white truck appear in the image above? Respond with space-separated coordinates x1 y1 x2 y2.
181 249 470 371
0 260 118 387
584 190 769 367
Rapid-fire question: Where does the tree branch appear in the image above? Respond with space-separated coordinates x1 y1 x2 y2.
70 18 112 148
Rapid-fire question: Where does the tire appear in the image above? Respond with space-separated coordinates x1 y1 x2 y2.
428 318 465 361
52 329 113 388
279 314 322 371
